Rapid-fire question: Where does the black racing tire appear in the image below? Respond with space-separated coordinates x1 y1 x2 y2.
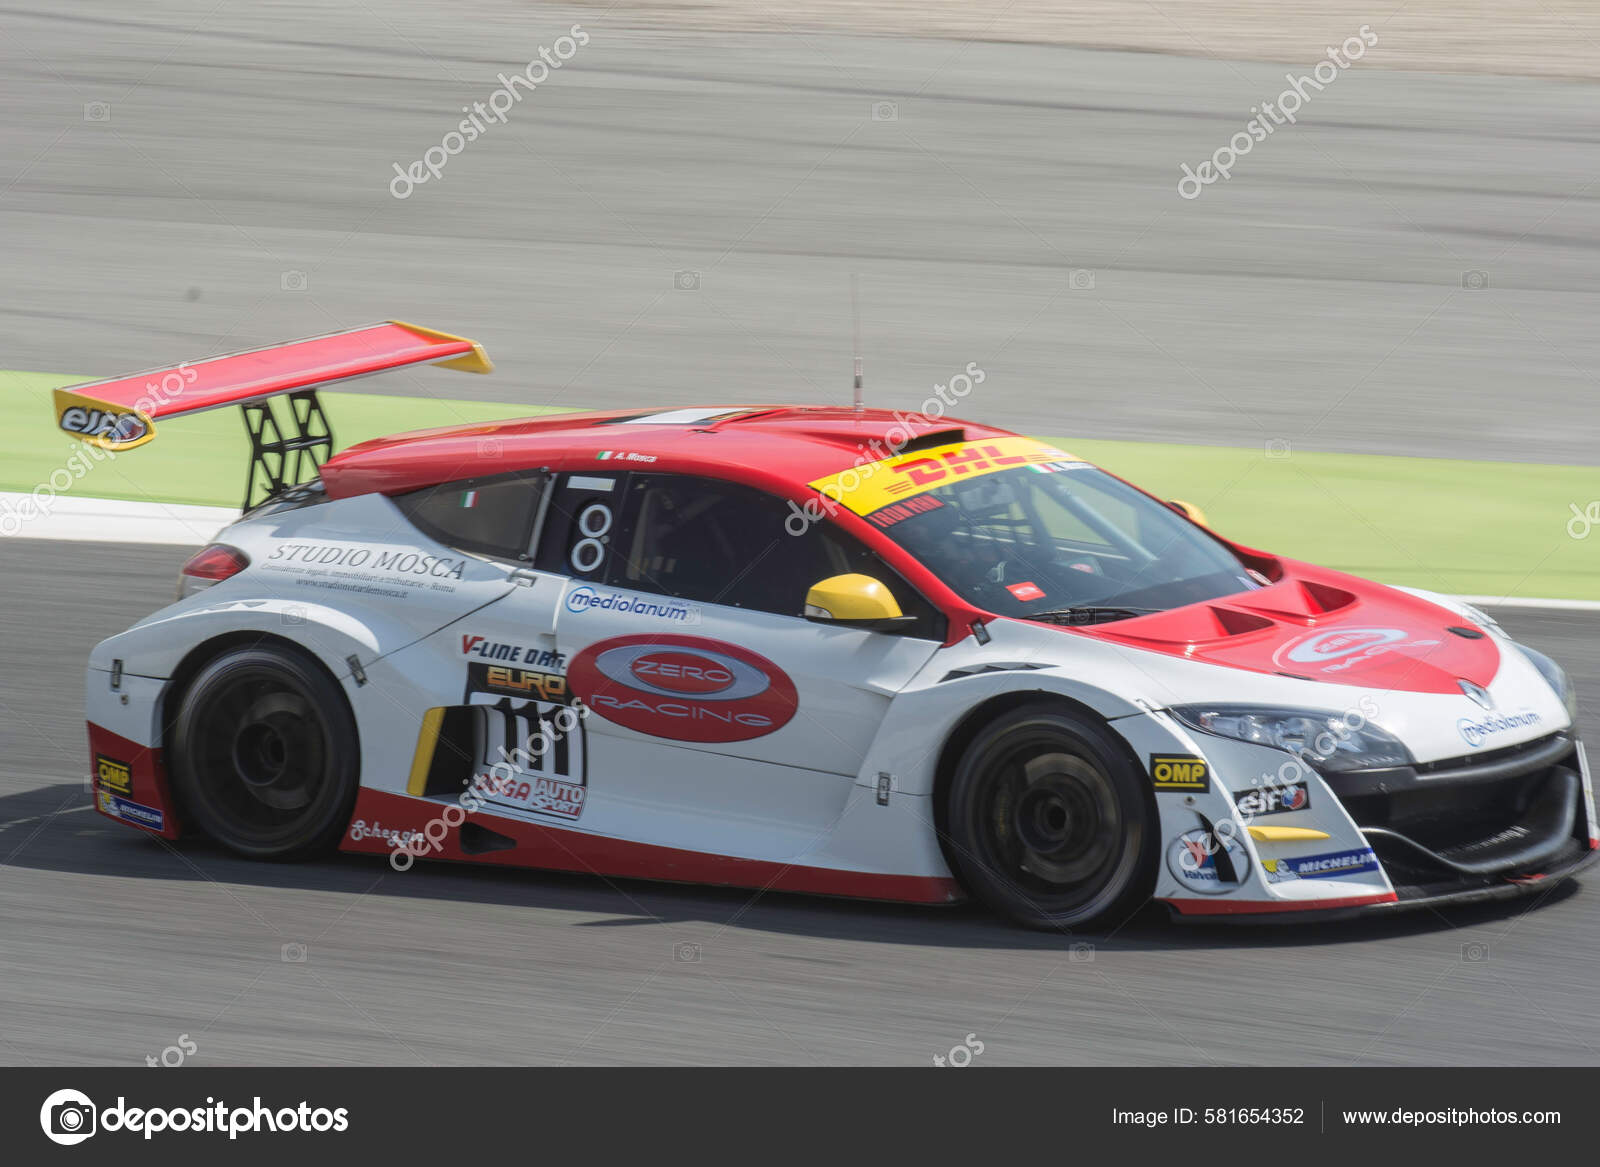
169 644 360 859
943 703 1157 931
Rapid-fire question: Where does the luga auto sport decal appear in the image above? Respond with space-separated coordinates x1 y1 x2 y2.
568 634 799 743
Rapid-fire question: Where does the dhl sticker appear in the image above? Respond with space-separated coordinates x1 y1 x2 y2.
806 437 1076 517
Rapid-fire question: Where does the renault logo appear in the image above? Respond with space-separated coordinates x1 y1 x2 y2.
1458 679 1494 710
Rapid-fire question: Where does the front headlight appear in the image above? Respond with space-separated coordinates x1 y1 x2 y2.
1516 643 1578 721
1169 704 1413 773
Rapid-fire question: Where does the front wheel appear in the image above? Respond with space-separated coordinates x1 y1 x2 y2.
169 645 360 858
943 703 1156 931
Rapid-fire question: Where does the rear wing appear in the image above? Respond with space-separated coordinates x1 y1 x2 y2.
53 321 492 509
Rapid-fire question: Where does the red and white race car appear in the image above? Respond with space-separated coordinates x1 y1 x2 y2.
60 323 1597 929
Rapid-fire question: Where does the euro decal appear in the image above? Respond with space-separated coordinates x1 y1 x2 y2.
568 634 798 743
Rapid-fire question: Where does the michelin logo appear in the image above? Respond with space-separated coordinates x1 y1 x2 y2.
97 790 164 831
1458 710 1541 749
564 586 701 624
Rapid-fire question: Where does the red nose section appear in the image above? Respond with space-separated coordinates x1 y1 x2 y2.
1077 564 1499 694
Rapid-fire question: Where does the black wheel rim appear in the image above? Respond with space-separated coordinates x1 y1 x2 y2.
973 733 1135 917
186 667 332 846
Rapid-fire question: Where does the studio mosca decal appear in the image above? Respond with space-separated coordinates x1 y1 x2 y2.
568 635 798 743
1150 754 1210 793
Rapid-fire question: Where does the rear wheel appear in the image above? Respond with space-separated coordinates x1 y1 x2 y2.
170 645 359 858
944 703 1156 931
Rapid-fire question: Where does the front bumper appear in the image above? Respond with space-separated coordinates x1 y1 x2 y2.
1171 732 1598 922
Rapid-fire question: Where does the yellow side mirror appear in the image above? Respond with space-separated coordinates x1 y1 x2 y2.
1167 498 1210 528
804 574 910 630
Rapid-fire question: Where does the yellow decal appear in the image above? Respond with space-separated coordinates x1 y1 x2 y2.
53 388 156 451
95 754 133 795
1150 755 1210 792
1247 825 1331 842
807 436 1074 517
407 707 447 796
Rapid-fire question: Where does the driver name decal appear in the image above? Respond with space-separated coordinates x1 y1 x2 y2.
569 635 798 743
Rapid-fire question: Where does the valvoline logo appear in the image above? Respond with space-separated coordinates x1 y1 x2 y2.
568 635 798 743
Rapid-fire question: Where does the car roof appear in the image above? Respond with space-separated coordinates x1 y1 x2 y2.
319 404 1024 499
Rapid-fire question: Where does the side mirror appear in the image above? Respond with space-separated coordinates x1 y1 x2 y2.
804 574 914 631
1167 498 1210 528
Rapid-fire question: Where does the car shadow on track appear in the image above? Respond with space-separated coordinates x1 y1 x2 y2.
2 782 1584 953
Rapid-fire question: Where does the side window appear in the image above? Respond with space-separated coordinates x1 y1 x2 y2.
395 471 545 561
534 471 626 580
611 473 944 639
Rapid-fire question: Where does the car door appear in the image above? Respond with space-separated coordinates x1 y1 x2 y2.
533 470 946 851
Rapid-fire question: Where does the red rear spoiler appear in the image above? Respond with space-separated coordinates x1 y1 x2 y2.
53 321 492 508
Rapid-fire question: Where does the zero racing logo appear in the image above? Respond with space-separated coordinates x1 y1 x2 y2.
1274 627 1440 674
567 634 798 743
1457 709 1541 749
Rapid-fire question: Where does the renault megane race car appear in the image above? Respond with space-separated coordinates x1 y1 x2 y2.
60 323 1597 929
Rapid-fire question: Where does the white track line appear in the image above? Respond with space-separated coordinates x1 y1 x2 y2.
0 492 236 546
3 492 1596 611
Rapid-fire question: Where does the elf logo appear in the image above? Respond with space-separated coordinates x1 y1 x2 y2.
569 635 797 742
60 406 148 444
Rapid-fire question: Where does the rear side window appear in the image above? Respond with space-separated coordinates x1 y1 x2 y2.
607 473 944 639
396 471 546 561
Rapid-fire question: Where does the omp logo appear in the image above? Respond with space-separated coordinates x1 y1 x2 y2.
569 635 798 743
95 754 132 795
1150 755 1210 793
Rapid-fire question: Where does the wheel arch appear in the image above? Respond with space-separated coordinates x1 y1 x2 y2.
158 631 364 828
930 688 1157 891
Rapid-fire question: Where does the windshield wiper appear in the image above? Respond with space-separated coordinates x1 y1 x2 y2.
1028 605 1162 626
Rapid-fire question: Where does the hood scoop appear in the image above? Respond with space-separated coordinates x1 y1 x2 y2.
1106 604 1277 652
1232 579 1358 624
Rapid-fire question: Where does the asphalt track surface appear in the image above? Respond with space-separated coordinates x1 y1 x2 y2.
2 2 1600 1066
0 538 1598 1066
2 2 1598 463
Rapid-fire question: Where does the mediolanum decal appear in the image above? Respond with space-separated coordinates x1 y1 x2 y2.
568 635 799 743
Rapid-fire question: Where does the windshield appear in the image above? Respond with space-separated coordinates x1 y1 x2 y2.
868 461 1259 620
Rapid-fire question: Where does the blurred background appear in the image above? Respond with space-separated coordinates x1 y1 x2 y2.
0 1 1597 1066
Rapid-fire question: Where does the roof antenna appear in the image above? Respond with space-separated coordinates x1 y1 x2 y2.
851 272 864 411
